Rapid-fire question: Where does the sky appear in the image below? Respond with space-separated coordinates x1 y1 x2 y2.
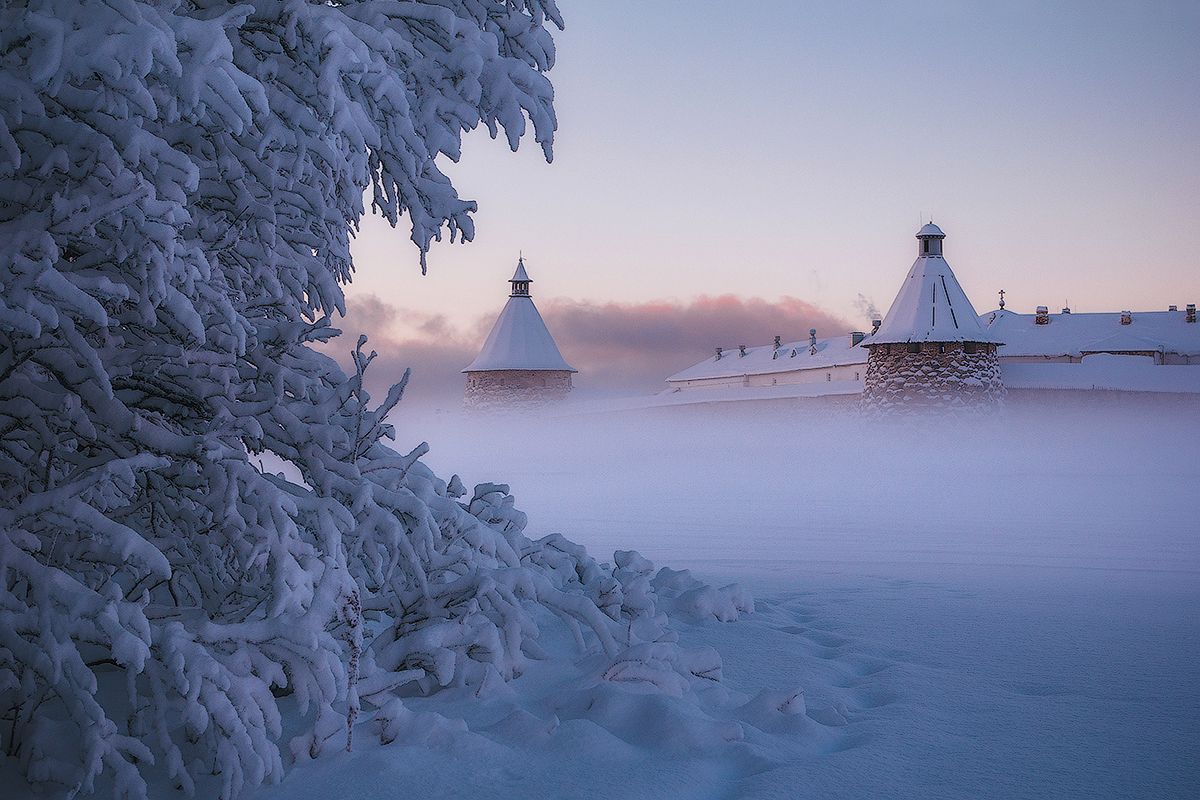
341 1 1200 405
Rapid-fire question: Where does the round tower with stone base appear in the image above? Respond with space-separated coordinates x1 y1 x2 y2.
861 223 1004 410
463 257 577 410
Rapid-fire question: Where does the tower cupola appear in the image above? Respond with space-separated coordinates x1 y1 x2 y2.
916 222 945 257
510 257 532 296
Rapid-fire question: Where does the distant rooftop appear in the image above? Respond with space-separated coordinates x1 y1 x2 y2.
666 333 867 383
980 308 1200 358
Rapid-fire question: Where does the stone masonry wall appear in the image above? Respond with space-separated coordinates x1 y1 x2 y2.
464 369 573 410
861 342 1004 411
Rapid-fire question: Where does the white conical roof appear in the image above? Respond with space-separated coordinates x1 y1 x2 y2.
869 224 997 345
463 263 576 373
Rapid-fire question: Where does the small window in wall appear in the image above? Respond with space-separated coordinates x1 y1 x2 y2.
964 342 978 354
907 342 921 354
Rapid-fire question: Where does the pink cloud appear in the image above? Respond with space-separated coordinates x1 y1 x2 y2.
327 293 853 407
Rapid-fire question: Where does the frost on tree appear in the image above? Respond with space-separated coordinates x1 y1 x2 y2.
0 2 751 799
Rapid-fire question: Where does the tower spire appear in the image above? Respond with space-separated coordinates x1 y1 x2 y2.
510 255 531 297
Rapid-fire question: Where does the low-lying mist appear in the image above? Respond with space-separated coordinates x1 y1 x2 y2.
393 400 1200 584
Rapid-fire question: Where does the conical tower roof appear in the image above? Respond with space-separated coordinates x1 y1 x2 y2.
869 224 997 345
463 259 577 373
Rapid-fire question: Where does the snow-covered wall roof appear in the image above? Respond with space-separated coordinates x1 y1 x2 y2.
979 308 1200 357
869 245 994 344
463 295 576 373
666 335 867 383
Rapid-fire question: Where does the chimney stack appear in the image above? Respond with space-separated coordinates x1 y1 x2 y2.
1120 310 1132 325
1035 306 1050 325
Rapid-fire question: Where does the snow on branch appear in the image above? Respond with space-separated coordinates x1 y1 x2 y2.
0 2 754 798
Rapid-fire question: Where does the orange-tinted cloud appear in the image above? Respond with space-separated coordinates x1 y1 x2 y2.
539 295 854 393
326 293 853 407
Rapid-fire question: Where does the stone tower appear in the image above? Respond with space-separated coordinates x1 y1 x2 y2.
861 223 1004 410
462 257 577 409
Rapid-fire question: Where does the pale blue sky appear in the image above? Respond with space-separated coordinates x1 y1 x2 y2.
349 1 1200 335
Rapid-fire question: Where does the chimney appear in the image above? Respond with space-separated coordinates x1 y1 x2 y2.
871 318 882 334
851 331 866 346
1035 306 1050 325
738 344 747 357
1187 304 1196 323
1169 305 1178 312
715 347 723 360
1120 310 1132 325
809 328 817 356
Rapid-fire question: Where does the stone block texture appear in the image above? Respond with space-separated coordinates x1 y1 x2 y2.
464 370 573 410
861 342 1004 410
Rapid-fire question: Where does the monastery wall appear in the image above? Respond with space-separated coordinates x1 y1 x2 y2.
746 363 863 387
669 363 864 390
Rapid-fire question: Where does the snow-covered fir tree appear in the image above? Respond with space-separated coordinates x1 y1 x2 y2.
0 3 751 798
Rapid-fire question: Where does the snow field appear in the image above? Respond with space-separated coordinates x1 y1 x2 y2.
364 400 1198 799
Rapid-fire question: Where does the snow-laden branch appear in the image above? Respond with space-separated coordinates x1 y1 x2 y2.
0 3 754 798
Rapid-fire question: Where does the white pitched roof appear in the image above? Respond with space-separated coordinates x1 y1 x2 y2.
463 264 576 373
869 226 996 345
979 308 1200 357
666 334 867 383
